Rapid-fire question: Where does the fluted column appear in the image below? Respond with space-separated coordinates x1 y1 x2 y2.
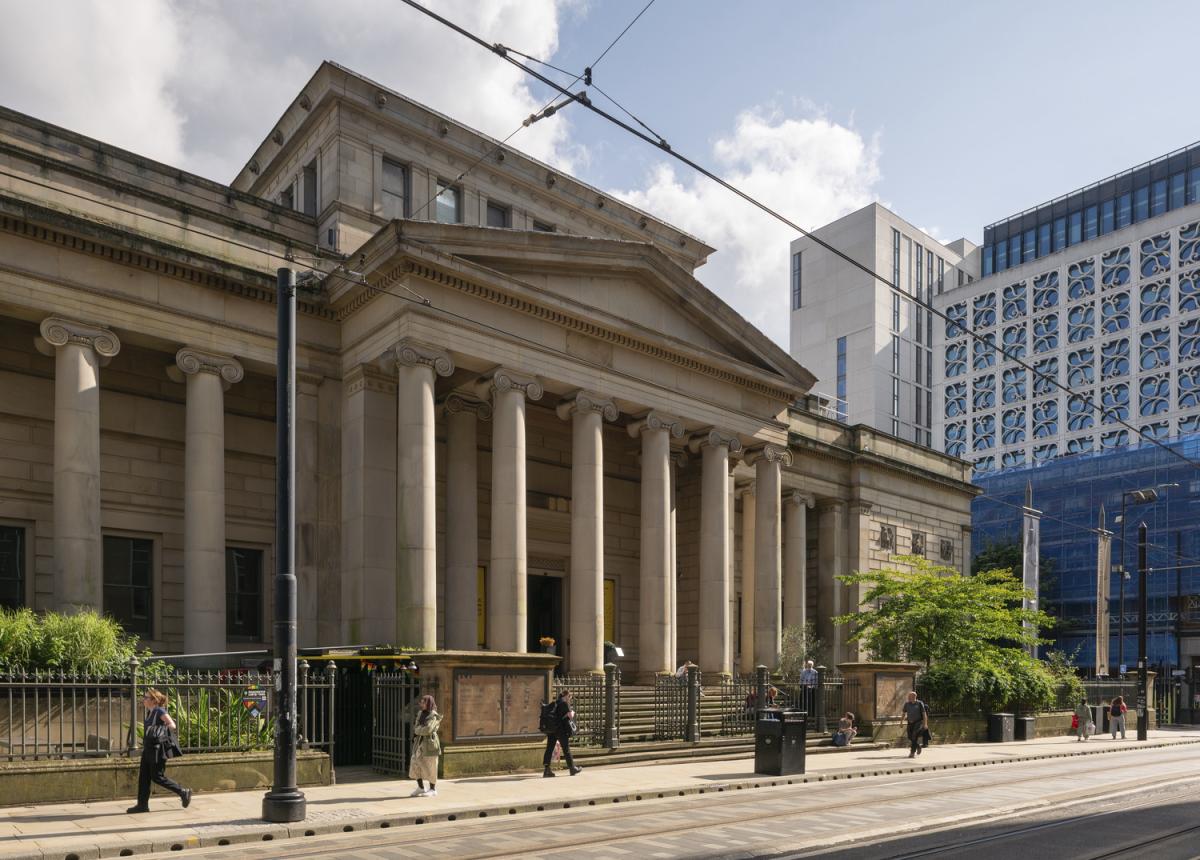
629 411 683 678
443 392 491 651
784 492 815 632
817 500 848 663
748 445 790 670
689 430 742 676
557 392 617 673
387 340 453 651
168 348 243 652
738 483 756 674
37 317 121 613
487 369 543 652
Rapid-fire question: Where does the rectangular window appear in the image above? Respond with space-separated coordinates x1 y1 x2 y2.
1038 223 1051 257
0 525 24 609
1171 172 1186 210
982 245 994 278
1190 167 1200 205
1068 211 1082 245
1116 192 1132 228
226 547 263 640
905 237 913 293
1151 178 1168 216
836 336 847 422
926 383 932 427
916 245 924 299
1009 234 1021 267
435 180 461 223
1023 228 1035 263
926 347 933 389
1083 205 1098 241
996 240 1008 272
532 220 556 232
958 269 966 287
927 250 934 297
103 536 153 636
1133 185 1149 222
1100 199 1114 235
381 159 408 220
891 377 900 418
892 293 901 331
891 228 901 288
278 185 294 210
301 160 318 217
1053 217 1067 251
892 334 900 374
937 257 945 294
915 387 923 426
915 348 923 388
791 251 802 310
486 201 511 228
916 304 923 342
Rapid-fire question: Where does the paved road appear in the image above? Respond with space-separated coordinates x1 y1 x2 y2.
136 744 1200 859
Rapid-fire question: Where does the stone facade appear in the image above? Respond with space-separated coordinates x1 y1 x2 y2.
0 62 976 672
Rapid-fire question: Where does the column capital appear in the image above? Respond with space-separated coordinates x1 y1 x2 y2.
555 390 618 422
485 367 543 401
744 443 792 467
37 317 121 364
384 339 454 377
168 347 245 389
442 390 492 421
687 429 743 455
627 410 684 440
785 491 816 509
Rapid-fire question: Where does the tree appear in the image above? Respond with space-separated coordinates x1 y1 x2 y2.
972 538 1061 625
779 624 827 676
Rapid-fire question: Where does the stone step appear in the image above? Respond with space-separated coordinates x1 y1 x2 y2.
571 737 885 768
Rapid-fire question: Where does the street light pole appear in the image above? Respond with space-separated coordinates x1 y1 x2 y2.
1118 493 1128 672
262 267 306 822
1137 521 1149 741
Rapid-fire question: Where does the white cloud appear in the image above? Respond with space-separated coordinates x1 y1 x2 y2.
0 0 580 182
613 108 882 347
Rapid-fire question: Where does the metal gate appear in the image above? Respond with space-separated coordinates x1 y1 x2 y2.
371 670 425 774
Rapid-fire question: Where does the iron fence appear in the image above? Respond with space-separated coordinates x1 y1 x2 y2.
0 659 335 763
654 672 689 740
370 669 428 775
554 672 606 748
716 674 756 736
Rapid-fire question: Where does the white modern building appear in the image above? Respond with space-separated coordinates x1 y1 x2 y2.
788 204 973 446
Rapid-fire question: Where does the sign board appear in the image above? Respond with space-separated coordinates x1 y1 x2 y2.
1119 664 1127 675
1172 669 1187 676
453 670 545 741
241 687 268 719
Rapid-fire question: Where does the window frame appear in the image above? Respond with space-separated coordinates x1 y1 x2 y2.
226 544 268 642
532 220 556 233
381 157 409 221
485 200 512 229
435 179 462 224
102 531 160 640
791 251 803 310
0 520 32 610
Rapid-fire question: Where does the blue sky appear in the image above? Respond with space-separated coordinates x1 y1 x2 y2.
1 0 1195 345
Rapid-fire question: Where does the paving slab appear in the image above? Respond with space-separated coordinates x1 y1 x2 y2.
2 728 1198 860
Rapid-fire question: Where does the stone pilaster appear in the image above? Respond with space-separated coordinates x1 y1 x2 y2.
557 391 618 673
37 317 120 614
816 500 847 664
628 411 683 678
738 482 756 674
487 368 543 652
168 348 244 653
689 430 742 676
386 340 454 651
845 501 873 663
784 492 815 633
442 392 491 651
746 444 791 670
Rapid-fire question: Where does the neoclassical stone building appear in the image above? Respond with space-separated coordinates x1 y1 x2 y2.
0 62 976 674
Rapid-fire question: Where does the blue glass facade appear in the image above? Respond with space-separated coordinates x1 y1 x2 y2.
972 435 1200 672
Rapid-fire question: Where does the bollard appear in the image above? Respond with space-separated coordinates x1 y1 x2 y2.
815 665 827 733
686 665 701 743
604 663 620 750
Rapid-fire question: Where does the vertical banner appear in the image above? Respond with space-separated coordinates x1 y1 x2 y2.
1021 481 1042 655
1095 506 1112 675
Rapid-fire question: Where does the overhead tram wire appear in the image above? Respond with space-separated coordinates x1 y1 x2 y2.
394 0 1200 476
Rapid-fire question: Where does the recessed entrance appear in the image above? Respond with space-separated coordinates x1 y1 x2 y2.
527 572 563 662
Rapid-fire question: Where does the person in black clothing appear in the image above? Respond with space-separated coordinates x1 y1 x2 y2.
543 690 583 777
127 688 192 813
903 691 929 759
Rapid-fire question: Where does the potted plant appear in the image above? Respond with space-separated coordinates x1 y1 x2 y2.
539 636 556 655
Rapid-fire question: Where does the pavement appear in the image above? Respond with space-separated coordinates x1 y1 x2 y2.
3 728 1200 860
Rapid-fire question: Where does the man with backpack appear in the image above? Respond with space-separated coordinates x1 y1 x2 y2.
903 691 930 758
541 690 583 777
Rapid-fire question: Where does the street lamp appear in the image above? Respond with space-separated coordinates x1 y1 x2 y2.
1137 522 1149 741
1114 484 1177 673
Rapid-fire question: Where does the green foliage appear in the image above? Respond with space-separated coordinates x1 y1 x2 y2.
145 687 274 751
0 607 160 675
779 624 827 676
920 651 1059 714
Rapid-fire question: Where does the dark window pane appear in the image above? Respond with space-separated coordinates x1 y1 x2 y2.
1133 186 1149 222
435 182 460 223
0 525 24 609
532 220 555 232
1100 199 1114 234
1171 172 1186 210
1023 229 1035 263
1009 235 1021 266
1190 168 1200 205
226 548 264 639
996 242 1008 271
1083 205 1097 241
1151 178 1167 216
1038 223 1051 256
382 159 407 220
1068 211 1082 245
1116 193 1132 228
103 536 153 636
1054 217 1067 251
486 201 510 228
982 245 994 277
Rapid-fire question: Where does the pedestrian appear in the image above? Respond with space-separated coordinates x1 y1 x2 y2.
1074 696 1093 741
799 660 818 712
127 688 191 814
799 660 818 687
833 712 857 747
675 660 697 682
409 694 441 797
543 690 582 777
903 691 929 758
1109 695 1128 740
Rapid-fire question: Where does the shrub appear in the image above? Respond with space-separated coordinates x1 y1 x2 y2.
0 607 157 675
779 624 827 676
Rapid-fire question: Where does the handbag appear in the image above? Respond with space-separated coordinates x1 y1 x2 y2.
1071 714 1079 729
147 723 183 760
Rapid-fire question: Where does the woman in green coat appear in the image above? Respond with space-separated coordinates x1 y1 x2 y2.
409 694 442 797
1074 696 1093 741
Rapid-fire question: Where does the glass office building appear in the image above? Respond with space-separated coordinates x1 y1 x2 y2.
972 434 1200 672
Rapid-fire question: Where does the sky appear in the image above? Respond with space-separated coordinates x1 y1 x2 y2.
0 0 1196 347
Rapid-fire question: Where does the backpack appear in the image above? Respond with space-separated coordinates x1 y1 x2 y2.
539 700 560 735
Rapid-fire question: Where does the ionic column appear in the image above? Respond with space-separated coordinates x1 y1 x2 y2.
738 483 756 674
748 445 790 670
443 392 491 651
168 348 243 653
487 369 543 652
816 500 848 663
845 501 873 663
557 392 618 673
784 492 815 632
387 340 453 651
668 450 687 673
37 317 121 613
689 430 742 676
628 411 683 678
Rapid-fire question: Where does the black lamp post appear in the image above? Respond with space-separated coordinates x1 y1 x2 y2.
1137 522 1149 741
1116 486 1174 673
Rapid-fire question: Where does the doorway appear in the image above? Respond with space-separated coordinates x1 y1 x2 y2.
527 573 564 663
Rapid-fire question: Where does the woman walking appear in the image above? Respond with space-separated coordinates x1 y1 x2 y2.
409 695 442 797
543 690 582 777
127 688 191 813
1110 696 1128 739
1075 696 1093 741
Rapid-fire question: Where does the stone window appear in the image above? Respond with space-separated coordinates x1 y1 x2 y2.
939 539 954 562
381 158 408 220
435 180 461 224
911 532 926 557
879 525 895 551
0 525 24 610
486 201 511 229
103 536 154 637
226 547 264 640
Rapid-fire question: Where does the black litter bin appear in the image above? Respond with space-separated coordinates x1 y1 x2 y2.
1014 716 1036 740
988 712 1015 742
754 709 806 775
780 711 807 774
